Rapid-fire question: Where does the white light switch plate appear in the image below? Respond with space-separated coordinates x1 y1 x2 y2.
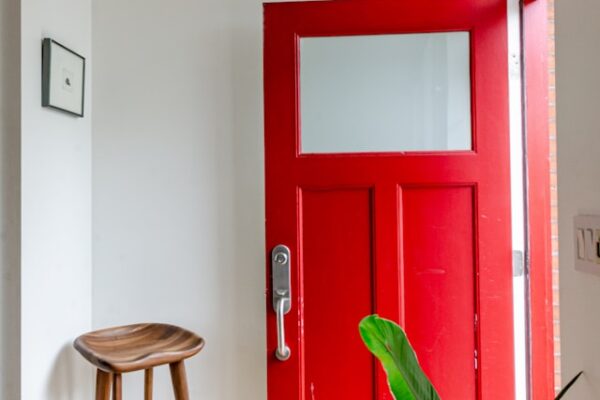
574 215 600 276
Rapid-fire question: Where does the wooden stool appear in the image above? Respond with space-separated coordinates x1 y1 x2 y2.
74 323 204 400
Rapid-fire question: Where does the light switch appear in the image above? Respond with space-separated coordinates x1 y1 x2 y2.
577 229 586 260
596 229 600 264
586 229 595 261
574 215 600 276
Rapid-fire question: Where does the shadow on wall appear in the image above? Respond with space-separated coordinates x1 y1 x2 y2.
46 344 93 400
229 2 268 399
0 0 21 397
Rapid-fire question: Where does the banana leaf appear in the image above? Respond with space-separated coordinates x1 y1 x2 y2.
359 315 441 400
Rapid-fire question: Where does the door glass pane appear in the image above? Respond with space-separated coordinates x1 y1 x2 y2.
300 32 472 154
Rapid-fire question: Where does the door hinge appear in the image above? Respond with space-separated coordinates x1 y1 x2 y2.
474 349 479 370
513 250 525 277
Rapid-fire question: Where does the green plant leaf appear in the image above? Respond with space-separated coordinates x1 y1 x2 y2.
359 315 441 400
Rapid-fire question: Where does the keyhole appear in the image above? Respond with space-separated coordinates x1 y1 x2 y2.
274 252 288 265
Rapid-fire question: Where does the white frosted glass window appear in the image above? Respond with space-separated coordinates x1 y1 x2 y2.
300 32 472 153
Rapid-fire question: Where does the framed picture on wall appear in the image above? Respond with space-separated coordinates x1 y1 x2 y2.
42 38 85 117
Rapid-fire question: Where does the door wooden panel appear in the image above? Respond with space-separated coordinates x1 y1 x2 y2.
402 186 477 399
302 189 375 399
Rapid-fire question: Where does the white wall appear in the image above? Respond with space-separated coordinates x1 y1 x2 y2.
92 0 269 398
556 0 600 397
20 0 93 398
0 0 21 398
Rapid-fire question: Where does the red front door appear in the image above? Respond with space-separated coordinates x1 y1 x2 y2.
264 1 514 399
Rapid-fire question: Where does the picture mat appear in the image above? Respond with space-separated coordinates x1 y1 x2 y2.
48 41 84 115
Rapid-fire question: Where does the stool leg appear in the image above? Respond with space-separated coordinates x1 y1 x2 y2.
169 361 190 400
95 369 112 400
112 373 122 400
144 368 153 400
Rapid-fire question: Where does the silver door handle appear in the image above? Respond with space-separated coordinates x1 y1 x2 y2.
272 245 291 361
275 297 290 361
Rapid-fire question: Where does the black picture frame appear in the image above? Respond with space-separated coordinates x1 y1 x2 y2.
42 38 86 117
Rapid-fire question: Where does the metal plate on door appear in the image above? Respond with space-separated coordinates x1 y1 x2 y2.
272 245 291 314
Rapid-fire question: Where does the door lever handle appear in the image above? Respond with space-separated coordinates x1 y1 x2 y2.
275 297 291 361
272 245 291 361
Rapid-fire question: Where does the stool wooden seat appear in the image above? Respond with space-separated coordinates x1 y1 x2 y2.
74 323 204 400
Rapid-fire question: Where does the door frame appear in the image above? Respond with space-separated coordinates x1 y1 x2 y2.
524 0 555 398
